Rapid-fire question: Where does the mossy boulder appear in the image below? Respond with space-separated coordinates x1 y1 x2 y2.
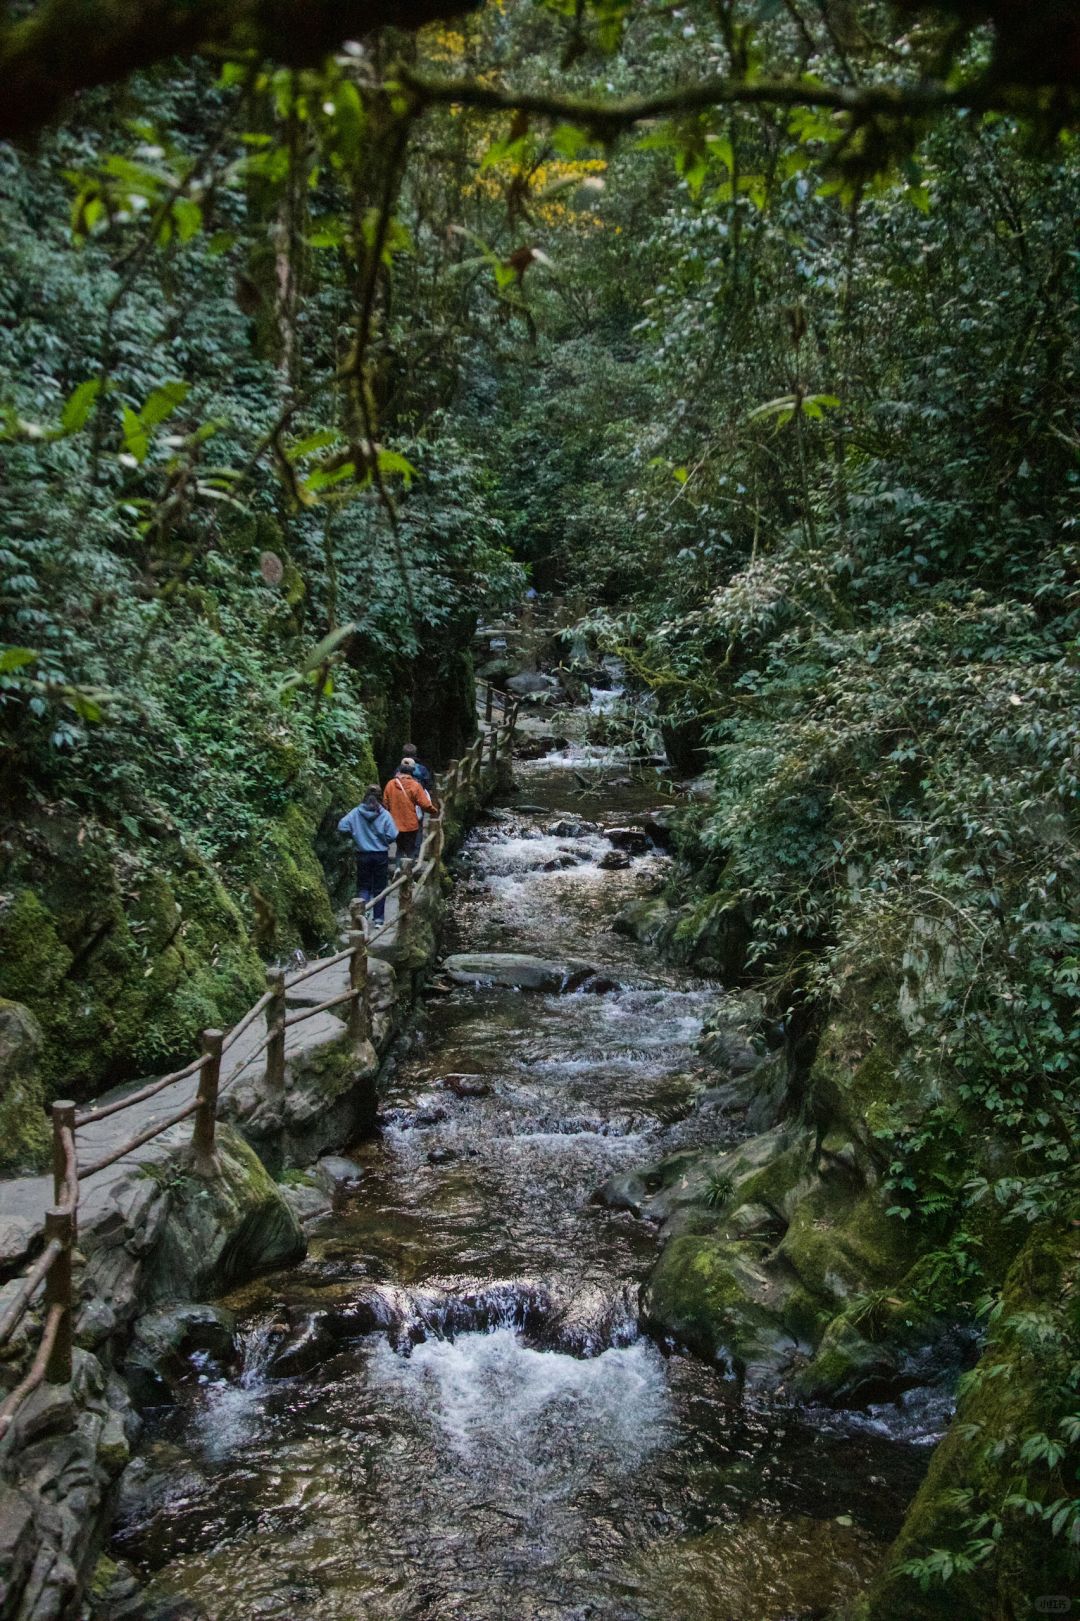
643 1232 803 1380
629 1121 925 1399
790 1315 901 1407
774 1182 915 1308
0 998 49 1174
140 1126 305 1305
612 897 675 948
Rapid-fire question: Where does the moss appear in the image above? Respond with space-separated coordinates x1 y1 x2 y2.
252 802 339 952
776 1185 916 1308
643 1232 791 1374
733 1137 815 1223
0 890 72 1005
143 1125 305 1303
0 997 50 1174
791 1315 900 1406
0 817 263 1097
808 1017 909 1150
859 1226 1080 1621
289 1033 362 1106
89 1556 121 1600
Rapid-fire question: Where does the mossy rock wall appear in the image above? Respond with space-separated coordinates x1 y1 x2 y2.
0 815 264 1103
0 998 50 1175
849 1226 1080 1621
0 732 378 1104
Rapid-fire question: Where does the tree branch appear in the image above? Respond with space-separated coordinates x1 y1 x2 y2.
0 0 480 141
399 65 1076 131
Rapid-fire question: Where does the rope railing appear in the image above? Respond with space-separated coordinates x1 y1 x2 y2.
0 678 519 1445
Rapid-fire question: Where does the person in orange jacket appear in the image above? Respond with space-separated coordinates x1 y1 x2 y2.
383 758 435 863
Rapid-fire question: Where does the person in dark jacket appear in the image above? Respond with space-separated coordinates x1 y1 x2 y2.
402 741 434 795
338 787 398 923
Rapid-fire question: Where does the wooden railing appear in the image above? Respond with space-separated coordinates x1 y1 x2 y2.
0 693 518 1446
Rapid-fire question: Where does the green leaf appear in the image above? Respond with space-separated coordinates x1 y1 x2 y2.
140 380 190 429
299 622 357 674
61 377 103 433
289 429 343 459
376 448 418 487
171 197 203 243
0 647 37 673
330 80 365 164
304 461 355 493
551 123 591 159
121 405 149 464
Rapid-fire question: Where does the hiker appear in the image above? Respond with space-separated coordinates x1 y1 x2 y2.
402 741 435 796
338 787 398 924
384 758 435 863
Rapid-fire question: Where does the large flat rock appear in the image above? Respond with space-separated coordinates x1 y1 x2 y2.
442 953 597 992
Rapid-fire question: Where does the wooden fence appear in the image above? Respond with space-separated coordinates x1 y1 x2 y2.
0 693 517 1444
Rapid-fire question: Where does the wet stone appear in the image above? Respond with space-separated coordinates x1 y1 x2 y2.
546 818 599 838
313 1156 364 1194
411 1103 448 1127
439 1074 491 1098
605 827 651 854
268 1313 335 1378
597 849 631 870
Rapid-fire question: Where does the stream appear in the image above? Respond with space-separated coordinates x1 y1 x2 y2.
112 716 943 1620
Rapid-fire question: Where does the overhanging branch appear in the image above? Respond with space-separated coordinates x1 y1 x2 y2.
0 0 480 141
399 65 1073 132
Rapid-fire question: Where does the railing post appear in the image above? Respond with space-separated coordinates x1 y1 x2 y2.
485 682 494 723
509 698 519 738
347 931 369 1041
488 724 498 771
192 1028 223 1175
43 1207 72 1386
432 813 444 866
399 864 414 922
265 969 286 1096
51 1100 75 1208
350 896 366 932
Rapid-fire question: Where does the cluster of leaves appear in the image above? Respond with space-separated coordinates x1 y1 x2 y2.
0 56 522 921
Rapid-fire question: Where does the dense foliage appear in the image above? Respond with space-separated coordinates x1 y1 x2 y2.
0 0 1077 1605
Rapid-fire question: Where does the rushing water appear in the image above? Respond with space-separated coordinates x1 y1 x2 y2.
113 726 941 1620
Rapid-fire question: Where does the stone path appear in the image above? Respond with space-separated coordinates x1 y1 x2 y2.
0 929 387 1272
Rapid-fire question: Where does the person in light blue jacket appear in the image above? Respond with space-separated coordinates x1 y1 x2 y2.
338 787 398 924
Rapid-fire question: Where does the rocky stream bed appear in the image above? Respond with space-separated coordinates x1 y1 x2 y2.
101 713 953 1621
